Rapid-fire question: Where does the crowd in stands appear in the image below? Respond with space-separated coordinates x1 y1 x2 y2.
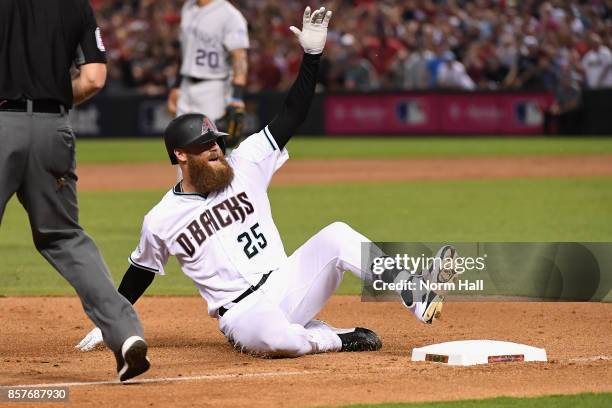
91 0 612 96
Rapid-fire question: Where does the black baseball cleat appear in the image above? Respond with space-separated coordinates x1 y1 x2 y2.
115 336 151 382
337 327 382 352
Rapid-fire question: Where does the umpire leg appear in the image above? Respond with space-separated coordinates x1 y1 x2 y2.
16 111 144 352
0 112 29 222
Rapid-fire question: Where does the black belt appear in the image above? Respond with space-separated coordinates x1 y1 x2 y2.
0 99 66 113
184 75 229 83
218 272 272 317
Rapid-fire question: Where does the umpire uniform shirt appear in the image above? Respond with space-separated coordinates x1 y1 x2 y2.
0 0 106 108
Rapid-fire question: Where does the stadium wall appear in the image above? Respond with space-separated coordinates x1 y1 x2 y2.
70 90 612 138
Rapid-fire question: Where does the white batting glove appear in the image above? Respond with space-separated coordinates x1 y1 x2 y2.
75 327 104 352
289 6 333 55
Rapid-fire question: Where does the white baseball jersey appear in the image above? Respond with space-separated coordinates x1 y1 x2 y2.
180 0 249 80
129 126 288 315
582 46 612 89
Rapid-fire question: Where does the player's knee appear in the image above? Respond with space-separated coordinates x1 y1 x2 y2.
328 221 351 230
320 222 356 247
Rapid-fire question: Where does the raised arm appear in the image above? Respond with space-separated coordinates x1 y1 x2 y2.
268 6 332 149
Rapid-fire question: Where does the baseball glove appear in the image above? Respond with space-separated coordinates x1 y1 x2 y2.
216 105 245 149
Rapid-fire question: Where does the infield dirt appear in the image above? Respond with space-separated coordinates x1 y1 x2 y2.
74 155 612 191
1 297 611 407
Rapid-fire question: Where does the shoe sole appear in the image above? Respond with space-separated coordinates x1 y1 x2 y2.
431 245 457 284
119 338 150 382
341 342 382 352
422 294 444 323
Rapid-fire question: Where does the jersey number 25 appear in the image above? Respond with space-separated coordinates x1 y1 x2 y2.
237 223 267 259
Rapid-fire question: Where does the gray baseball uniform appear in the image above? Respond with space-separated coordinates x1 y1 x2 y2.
177 0 249 119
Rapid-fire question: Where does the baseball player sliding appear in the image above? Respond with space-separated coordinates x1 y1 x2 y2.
167 0 249 149
77 6 457 357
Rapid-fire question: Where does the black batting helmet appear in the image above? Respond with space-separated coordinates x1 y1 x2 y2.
164 113 228 164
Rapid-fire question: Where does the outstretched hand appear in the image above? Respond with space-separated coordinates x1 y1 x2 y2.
289 6 332 55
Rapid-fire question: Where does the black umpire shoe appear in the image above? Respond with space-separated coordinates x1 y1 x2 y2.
337 327 382 352
115 336 151 382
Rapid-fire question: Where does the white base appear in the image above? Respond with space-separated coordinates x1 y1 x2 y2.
411 340 547 366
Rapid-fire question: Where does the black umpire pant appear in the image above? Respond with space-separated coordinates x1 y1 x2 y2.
0 102 144 352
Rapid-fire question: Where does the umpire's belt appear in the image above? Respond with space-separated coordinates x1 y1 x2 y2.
0 99 67 114
218 272 272 317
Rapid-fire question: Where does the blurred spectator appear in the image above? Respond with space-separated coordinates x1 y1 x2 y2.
497 34 519 71
545 67 584 135
426 44 447 89
343 48 379 91
504 36 556 91
92 0 612 95
392 38 434 90
479 55 510 90
437 51 476 90
582 33 612 89
248 48 283 92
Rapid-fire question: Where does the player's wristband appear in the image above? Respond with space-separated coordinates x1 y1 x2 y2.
231 84 245 101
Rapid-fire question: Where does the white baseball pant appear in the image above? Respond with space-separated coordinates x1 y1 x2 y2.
177 77 229 120
218 222 383 357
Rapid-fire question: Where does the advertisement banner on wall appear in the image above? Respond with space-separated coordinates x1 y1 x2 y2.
324 92 554 135
69 92 320 137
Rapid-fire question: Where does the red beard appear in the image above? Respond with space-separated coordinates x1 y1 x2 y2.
186 154 234 194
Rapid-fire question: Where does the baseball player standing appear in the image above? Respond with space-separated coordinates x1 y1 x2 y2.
167 0 249 149
77 6 457 357
0 0 149 381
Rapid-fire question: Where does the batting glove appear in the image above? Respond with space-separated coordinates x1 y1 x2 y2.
289 6 332 55
75 327 104 352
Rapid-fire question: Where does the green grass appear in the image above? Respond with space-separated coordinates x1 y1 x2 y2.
75 136 612 163
1 177 611 296
339 392 612 408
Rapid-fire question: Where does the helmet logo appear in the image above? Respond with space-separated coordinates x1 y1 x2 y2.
202 117 216 135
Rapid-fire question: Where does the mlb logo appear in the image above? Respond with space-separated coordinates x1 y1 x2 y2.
515 102 543 126
396 101 426 125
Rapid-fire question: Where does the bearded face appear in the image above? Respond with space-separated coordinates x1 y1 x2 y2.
186 152 234 194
